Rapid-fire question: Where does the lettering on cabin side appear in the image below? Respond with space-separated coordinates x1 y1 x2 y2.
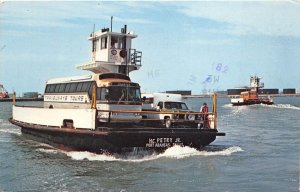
145 137 183 148
44 94 90 103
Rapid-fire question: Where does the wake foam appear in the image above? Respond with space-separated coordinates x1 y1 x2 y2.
36 148 60 154
222 104 249 111
0 127 21 135
223 103 300 110
63 145 243 162
262 104 300 110
158 145 243 159
222 104 233 108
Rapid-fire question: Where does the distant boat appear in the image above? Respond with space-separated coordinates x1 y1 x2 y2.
230 76 274 106
0 84 9 99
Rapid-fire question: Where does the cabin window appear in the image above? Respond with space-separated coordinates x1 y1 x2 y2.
49 84 56 93
58 84 66 93
82 82 92 92
69 83 77 93
88 83 95 97
180 103 188 110
101 37 107 49
108 87 141 102
65 83 71 92
92 39 99 52
76 82 84 92
96 86 141 102
96 87 109 100
111 36 123 49
54 84 61 93
164 102 188 110
45 85 51 93
158 102 163 109
143 97 154 104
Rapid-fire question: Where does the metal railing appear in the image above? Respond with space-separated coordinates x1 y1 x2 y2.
129 48 142 65
96 109 216 129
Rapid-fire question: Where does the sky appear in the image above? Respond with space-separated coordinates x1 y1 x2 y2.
0 1 300 94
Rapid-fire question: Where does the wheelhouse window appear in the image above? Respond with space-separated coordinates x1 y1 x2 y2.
111 36 123 49
101 36 107 49
92 39 99 52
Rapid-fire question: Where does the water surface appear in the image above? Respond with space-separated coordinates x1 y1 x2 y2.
0 97 299 191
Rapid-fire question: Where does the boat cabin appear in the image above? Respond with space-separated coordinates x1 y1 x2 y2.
240 91 258 100
76 26 142 75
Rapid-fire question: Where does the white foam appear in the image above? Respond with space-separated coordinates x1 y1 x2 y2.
36 148 60 154
157 145 200 159
223 103 300 110
0 127 21 135
222 104 233 108
262 104 300 110
158 145 243 158
66 151 119 161
64 145 243 162
200 146 243 156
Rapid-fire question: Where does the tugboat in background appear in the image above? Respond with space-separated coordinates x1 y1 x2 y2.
0 84 9 99
231 76 274 106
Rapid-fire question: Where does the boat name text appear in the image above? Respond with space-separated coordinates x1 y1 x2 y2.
145 137 183 148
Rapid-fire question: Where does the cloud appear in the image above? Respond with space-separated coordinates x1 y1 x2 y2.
177 1 300 38
185 38 237 46
0 2 155 31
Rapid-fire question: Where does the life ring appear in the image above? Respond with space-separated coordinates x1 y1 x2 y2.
111 49 117 55
119 49 127 58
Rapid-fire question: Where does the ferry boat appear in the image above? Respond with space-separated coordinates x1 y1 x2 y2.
9 24 225 153
231 76 274 106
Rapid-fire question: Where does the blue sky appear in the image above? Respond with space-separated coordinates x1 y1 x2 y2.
0 1 300 94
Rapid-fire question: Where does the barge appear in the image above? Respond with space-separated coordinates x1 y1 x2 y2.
10 24 225 153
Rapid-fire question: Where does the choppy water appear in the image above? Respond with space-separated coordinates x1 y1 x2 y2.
0 97 299 192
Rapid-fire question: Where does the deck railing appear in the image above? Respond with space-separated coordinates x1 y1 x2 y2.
96 109 216 129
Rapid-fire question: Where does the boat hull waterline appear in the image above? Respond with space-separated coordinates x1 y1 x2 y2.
9 119 225 153
232 100 274 106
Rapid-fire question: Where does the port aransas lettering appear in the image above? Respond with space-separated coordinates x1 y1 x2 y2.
145 137 183 147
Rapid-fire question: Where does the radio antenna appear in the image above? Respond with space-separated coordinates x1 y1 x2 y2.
92 24 96 61
110 16 113 32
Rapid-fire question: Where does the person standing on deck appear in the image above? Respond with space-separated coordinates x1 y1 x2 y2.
200 103 209 128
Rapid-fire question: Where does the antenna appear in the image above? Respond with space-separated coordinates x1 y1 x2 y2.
111 16 113 32
92 24 96 61
123 25 128 76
